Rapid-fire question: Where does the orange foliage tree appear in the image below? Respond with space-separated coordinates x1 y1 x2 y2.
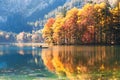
42 18 55 44
42 2 120 45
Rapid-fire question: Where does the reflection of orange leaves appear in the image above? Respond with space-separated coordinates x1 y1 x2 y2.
119 2 120 9
52 52 65 72
53 58 64 71
41 46 119 79
46 60 55 71
77 66 87 73
100 64 105 71
41 50 55 71
66 65 75 73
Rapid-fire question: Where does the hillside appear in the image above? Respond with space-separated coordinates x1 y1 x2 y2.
0 0 67 33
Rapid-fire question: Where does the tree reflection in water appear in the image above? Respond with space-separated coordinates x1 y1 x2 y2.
41 46 120 80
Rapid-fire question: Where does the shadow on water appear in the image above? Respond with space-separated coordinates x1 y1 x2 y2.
41 45 120 80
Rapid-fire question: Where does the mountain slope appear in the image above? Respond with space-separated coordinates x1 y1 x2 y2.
0 0 67 33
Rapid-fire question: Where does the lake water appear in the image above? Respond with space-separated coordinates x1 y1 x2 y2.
0 45 120 80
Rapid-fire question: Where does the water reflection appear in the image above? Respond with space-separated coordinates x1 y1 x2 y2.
41 46 120 80
0 45 57 79
0 45 42 69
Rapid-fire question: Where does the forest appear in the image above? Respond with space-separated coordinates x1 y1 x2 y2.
42 2 120 45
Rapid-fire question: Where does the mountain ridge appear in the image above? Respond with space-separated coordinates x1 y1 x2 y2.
0 0 67 33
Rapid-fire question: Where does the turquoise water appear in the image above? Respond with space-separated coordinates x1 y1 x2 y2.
0 45 120 80
0 45 58 80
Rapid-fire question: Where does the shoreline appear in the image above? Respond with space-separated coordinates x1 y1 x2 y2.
13 43 49 47
0 43 119 47
0 43 48 47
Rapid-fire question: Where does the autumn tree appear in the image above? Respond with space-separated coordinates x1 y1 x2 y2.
110 3 120 44
42 2 120 45
77 4 95 44
52 15 65 45
63 7 79 44
42 18 55 44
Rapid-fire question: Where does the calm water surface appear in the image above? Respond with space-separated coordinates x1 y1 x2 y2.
0 45 120 80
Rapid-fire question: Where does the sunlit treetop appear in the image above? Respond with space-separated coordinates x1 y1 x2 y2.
45 18 55 28
99 2 107 9
82 3 93 10
66 7 78 18
52 17 65 33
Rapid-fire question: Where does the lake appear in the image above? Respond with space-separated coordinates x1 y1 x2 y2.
0 45 120 80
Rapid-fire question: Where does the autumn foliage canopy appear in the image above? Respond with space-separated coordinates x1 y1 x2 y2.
43 2 120 45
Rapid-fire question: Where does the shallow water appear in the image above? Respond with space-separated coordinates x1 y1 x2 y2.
0 45 120 80
0 45 57 80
